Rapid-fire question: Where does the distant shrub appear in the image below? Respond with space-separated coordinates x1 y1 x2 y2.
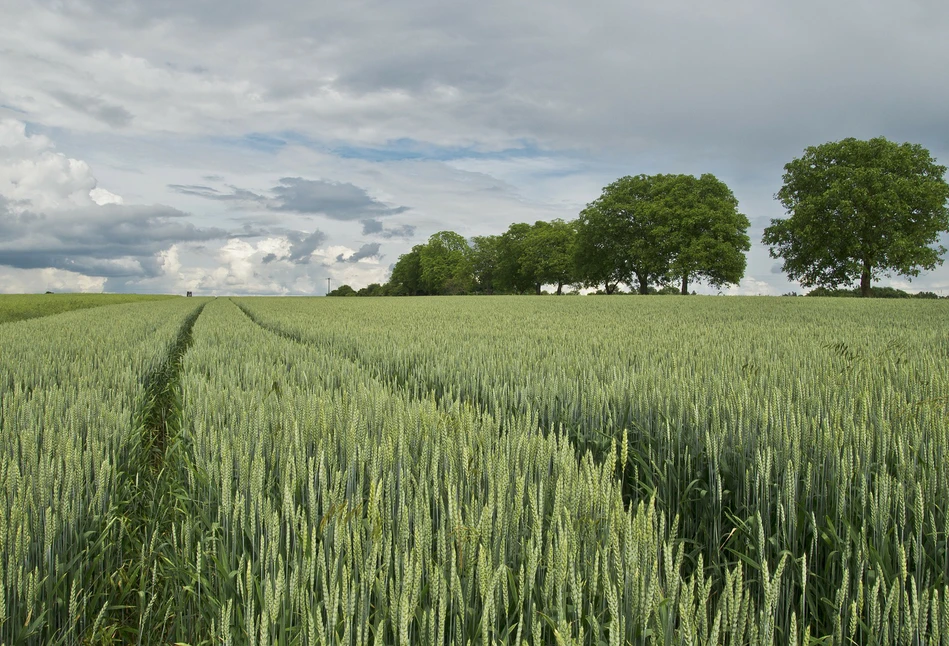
804 286 933 298
327 284 357 296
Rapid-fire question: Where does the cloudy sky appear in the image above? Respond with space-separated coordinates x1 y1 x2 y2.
2 0 948 295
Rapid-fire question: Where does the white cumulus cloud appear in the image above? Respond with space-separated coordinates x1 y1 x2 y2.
0 266 106 294
0 119 124 210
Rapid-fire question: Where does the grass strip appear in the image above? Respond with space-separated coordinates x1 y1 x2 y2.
104 301 209 644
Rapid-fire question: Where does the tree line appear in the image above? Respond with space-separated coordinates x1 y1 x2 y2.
330 137 949 298
332 173 752 296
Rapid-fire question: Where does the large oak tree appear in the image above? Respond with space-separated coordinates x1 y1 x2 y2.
520 219 577 295
388 245 425 295
575 174 750 294
418 231 474 295
656 173 751 294
763 137 949 297
575 175 670 294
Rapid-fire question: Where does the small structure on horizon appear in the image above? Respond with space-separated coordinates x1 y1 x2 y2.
186 291 193 297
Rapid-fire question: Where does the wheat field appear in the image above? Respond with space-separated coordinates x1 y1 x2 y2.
1 295 946 644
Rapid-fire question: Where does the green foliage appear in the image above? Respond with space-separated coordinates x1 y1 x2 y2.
576 174 668 294
494 222 537 293
521 219 577 295
419 230 475 294
380 175 749 298
470 234 503 293
327 284 357 296
388 232 476 296
387 220 578 297
575 173 749 294
806 285 945 298
388 245 425 295
328 283 394 297
764 137 949 297
488 220 579 295
357 283 389 296
655 173 751 294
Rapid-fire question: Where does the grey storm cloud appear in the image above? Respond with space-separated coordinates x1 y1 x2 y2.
6 0 949 294
5 0 949 168
168 184 269 204
168 179 410 223
0 200 227 277
41 0 948 162
360 218 384 234
51 91 134 128
261 229 326 265
229 223 277 238
286 229 327 264
0 250 144 277
336 243 381 263
361 218 416 239
271 178 409 220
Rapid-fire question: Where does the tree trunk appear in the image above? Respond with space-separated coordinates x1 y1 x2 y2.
637 274 649 295
680 274 689 295
860 261 871 297
556 282 563 295
605 282 616 295
535 282 542 295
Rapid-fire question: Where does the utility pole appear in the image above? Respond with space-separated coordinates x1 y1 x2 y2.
326 277 331 295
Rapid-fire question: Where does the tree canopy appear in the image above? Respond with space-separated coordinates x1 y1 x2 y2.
486 221 579 294
388 245 425 295
327 284 357 296
470 234 503 294
419 231 474 295
575 173 750 294
763 137 949 296
575 175 668 294
657 173 750 294
366 172 753 296
494 223 536 294
526 219 578 295
387 232 476 295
